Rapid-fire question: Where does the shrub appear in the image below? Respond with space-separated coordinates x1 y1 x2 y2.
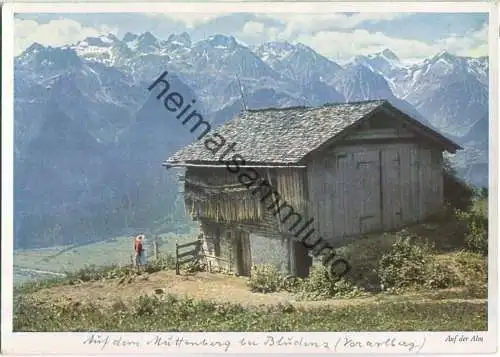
451 250 487 275
378 232 434 290
455 210 488 256
297 264 362 300
281 275 303 292
134 295 163 317
479 187 488 200
338 233 398 288
451 251 487 298
443 159 474 211
422 250 487 295
377 231 487 293
424 259 461 289
66 264 132 283
247 264 283 293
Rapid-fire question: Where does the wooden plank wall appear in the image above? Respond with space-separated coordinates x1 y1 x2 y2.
381 147 402 230
307 141 445 244
184 166 307 227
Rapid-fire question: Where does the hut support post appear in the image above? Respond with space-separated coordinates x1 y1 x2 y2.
288 235 296 276
175 243 180 275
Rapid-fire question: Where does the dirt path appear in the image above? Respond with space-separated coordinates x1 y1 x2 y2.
25 270 486 309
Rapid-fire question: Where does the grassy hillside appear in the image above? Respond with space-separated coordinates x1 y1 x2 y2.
14 229 198 280
15 290 486 332
13 195 488 332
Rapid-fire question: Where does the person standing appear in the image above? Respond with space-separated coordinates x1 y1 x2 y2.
134 234 145 272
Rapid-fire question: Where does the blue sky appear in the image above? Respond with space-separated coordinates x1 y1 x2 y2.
14 11 488 61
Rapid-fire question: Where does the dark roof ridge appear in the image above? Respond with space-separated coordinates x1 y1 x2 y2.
244 99 387 113
245 105 308 113
324 99 387 106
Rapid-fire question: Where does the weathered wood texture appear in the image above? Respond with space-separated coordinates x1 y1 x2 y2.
184 167 307 226
175 239 202 275
307 141 443 245
231 230 252 276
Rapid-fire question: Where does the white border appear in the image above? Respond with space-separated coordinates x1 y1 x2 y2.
6 1 496 12
2 2 498 355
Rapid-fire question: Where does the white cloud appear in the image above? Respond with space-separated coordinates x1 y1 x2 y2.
436 23 488 57
242 20 265 35
255 12 411 39
144 13 222 28
293 22 488 62
239 20 285 44
240 20 266 43
14 18 117 55
145 12 411 35
349 13 412 24
296 29 432 61
236 13 487 61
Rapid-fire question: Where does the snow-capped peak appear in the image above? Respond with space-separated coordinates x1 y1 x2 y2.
255 41 296 62
78 34 119 48
420 50 459 76
121 31 161 54
167 32 192 48
435 50 451 58
22 42 45 55
16 43 82 71
206 34 237 48
380 48 399 62
351 48 402 79
137 31 157 44
122 32 138 42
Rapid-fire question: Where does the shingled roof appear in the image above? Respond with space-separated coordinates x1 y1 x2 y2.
166 100 461 166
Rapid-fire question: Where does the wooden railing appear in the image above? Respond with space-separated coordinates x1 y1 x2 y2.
175 239 202 275
202 253 231 273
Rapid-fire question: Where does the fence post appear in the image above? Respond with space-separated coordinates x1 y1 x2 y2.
175 242 180 275
154 236 159 261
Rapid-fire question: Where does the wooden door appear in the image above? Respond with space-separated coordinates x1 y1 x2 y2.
381 147 403 230
233 230 252 276
292 239 312 278
418 148 434 220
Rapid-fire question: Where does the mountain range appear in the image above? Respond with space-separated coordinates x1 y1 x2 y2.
14 31 489 249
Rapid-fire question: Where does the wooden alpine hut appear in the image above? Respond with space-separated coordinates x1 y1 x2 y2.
164 100 462 278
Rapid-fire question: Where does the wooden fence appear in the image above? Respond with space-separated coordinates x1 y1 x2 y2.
175 239 202 275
